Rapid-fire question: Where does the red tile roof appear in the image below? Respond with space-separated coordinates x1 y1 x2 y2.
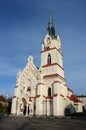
0 96 8 102
69 95 82 102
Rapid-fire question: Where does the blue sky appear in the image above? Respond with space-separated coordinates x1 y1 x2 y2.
0 0 86 96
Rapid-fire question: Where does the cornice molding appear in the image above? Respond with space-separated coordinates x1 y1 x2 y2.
41 47 62 55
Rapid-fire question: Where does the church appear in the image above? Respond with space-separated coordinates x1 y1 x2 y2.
11 15 82 116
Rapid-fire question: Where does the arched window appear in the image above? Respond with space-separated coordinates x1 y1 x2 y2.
48 87 51 96
47 54 51 64
27 87 31 91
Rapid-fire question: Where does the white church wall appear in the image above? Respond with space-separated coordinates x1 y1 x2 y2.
76 102 83 113
53 96 58 116
53 95 64 116
11 97 17 115
35 98 39 115
47 99 51 116
42 65 64 79
37 97 44 116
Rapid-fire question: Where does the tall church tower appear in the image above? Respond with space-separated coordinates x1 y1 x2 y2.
11 14 82 117
41 15 64 79
36 15 67 116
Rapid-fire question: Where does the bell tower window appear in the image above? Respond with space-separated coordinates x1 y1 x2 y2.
48 87 51 96
47 54 51 64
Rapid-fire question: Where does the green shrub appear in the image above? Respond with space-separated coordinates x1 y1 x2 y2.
0 102 8 113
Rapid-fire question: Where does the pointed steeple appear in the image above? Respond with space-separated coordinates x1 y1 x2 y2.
47 14 56 38
48 15 53 28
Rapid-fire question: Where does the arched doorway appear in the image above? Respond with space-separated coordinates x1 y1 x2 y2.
28 106 29 115
22 98 26 116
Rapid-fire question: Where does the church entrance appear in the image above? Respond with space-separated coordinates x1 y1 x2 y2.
22 98 27 116
23 105 26 116
23 104 30 116
28 106 29 115
47 99 53 116
43 99 53 116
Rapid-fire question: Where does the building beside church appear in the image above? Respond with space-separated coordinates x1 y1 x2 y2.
76 95 86 112
11 15 82 116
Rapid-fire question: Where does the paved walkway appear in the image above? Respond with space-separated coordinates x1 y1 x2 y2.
0 115 86 130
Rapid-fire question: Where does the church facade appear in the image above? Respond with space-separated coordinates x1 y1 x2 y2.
11 15 82 116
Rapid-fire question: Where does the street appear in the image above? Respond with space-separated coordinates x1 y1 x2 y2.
0 115 86 130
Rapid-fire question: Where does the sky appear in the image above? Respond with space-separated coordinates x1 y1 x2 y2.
0 0 86 96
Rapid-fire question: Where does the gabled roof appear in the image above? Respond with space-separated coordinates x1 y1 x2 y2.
69 95 82 102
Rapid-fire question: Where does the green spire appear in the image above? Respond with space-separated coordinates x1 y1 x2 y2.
47 14 55 38
48 15 53 28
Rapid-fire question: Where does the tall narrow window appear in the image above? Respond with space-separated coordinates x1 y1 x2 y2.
27 87 31 91
48 87 51 96
47 54 51 64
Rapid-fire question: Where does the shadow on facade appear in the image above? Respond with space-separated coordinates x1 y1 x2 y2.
64 103 76 116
